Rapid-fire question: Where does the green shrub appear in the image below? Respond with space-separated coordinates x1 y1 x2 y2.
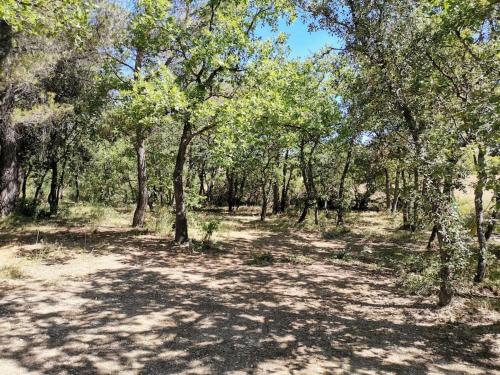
201 219 220 244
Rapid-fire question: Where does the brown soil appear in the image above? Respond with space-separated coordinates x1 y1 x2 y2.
1 212 499 374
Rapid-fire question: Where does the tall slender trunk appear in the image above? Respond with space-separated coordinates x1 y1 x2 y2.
272 180 280 214
48 160 58 215
337 145 353 226
21 165 31 201
401 170 410 229
412 168 419 231
391 169 400 213
280 150 289 213
75 169 80 202
173 120 191 243
0 84 19 216
485 191 498 241
474 145 488 282
260 182 268 222
198 161 206 196
384 167 391 210
132 137 148 227
437 177 455 307
227 169 235 212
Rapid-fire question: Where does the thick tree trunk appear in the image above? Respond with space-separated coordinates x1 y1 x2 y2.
337 145 353 226
0 84 19 216
474 146 488 282
384 168 391 210
47 160 59 215
173 121 191 244
132 138 148 227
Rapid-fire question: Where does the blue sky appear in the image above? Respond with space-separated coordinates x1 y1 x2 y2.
257 16 343 59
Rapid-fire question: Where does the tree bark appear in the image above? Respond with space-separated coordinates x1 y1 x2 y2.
391 169 400 213
474 145 488 282
47 160 59 215
280 150 290 213
132 137 148 227
173 120 191 243
384 167 391 210
0 84 19 216
227 169 235 212
337 145 353 226
260 182 268 221
272 179 280 214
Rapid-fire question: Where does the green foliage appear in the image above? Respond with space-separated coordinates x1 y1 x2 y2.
201 219 220 244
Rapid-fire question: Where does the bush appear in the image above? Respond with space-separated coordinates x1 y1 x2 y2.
0 265 24 279
201 219 220 244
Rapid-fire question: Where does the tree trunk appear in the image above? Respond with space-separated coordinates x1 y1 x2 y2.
401 170 410 229
33 170 48 205
384 167 391 210
272 180 280 214
427 225 438 250
391 169 400 214
474 145 488 282
21 165 31 201
337 145 353 226
132 137 148 227
0 84 19 216
173 120 191 244
260 182 268 222
47 160 59 215
75 172 80 202
485 191 498 241
411 168 419 231
198 161 206 196
227 169 235 212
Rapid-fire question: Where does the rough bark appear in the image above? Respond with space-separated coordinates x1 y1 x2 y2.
47 160 59 215
474 145 488 282
0 84 19 216
173 120 191 244
132 138 148 227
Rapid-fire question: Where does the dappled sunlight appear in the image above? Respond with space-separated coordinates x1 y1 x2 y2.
0 211 499 374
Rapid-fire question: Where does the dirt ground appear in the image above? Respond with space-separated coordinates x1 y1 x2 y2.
1 210 499 375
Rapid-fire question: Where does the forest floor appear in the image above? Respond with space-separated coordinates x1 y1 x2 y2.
0 206 499 375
